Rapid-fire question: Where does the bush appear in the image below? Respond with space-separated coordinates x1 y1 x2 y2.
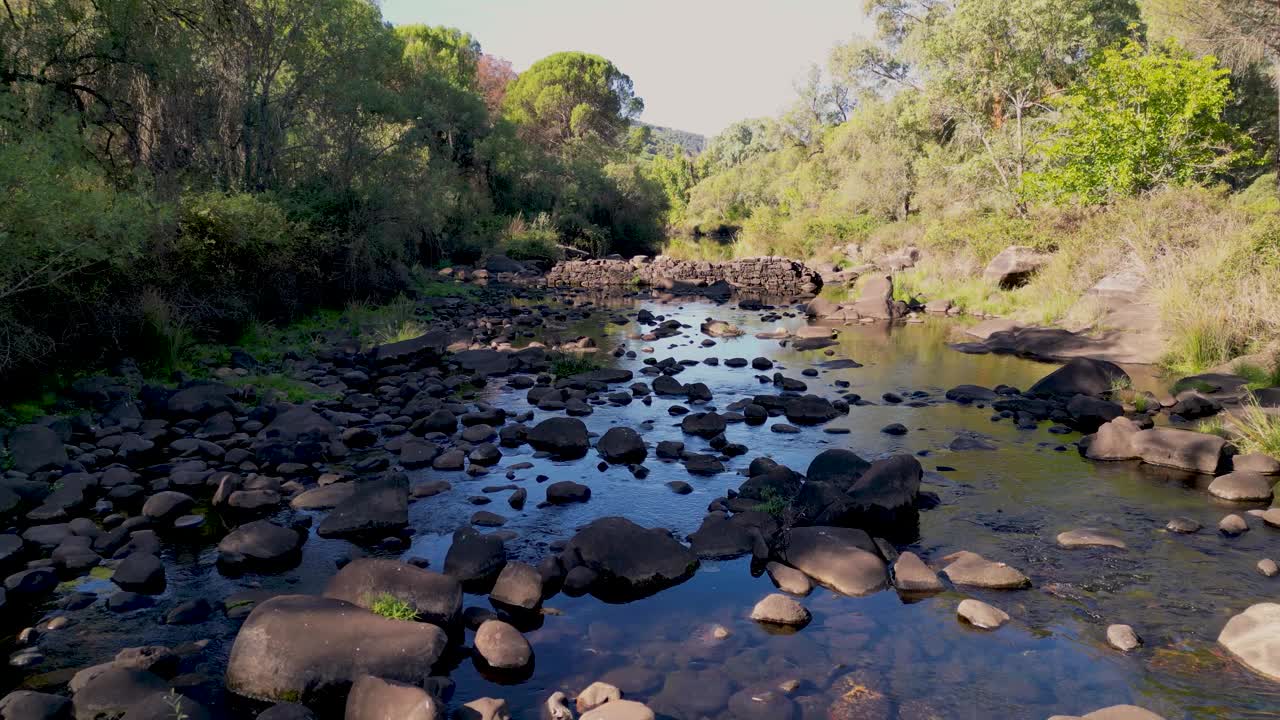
500 214 562 264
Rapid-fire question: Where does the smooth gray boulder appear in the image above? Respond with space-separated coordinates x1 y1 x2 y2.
344 675 440 720
1218 602 1280 682
1131 428 1226 474
323 558 462 629
225 595 447 704
780 526 887 596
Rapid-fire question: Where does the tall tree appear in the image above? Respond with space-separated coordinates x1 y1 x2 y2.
502 51 643 153
396 25 481 90
476 54 517 115
1143 0 1280 183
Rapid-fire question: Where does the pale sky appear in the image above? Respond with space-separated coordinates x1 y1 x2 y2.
378 0 873 138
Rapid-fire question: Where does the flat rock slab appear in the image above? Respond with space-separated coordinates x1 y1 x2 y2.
1131 428 1226 474
317 476 408 539
1208 471 1273 502
1057 529 1126 550
226 594 447 704
941 551 1030 589
1218 602 1280 682
780 526 887 597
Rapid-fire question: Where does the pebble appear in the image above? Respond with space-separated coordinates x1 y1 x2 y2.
1259 559 1279 577
1106 624 1142 651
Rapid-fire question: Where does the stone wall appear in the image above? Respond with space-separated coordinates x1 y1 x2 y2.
544 256 823 295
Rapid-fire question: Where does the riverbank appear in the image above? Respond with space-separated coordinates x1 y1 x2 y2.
665 184 1280 377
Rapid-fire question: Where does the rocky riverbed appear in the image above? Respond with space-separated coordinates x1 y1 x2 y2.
2 280 1279 720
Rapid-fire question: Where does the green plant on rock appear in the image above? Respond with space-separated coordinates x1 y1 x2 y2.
550 353 601 378
1235 359 1280 391
369 593 417 621
753 489 790 516
1229 401 1280 458
1196 416 1229 438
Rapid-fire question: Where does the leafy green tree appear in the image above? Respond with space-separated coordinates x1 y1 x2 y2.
396 25 481 90
1029 41 1254 203
647 149 701 225
502 52 643 152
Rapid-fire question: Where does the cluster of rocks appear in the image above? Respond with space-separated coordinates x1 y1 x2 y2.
543 255 823 296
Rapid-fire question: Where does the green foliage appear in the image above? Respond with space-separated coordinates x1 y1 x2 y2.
503 52 644 152
1230 401 1280 458
1029 41 1255 203
1235 360 1280 390
753 489 790 516
501 214 563 264
370 593 418 621
397 25 481 89
550 354 602 378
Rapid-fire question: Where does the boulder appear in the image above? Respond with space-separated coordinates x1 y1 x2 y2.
851 275 893 320
1131 428 1226 474
680 412 726 438
1208 471 1273 502
316 475 408 539
765 562 812 595
166 383 236 417
687 515 756 560
113 553 165 594
489 561 543 610
473 620 532 671
580 700 655 720
780 527 887 596
1066 395 1123 432
892 551 943 593
225 595 447 704
1029 358 1129 397
562 517 698 600
323 558 461 629
596 427 646 464
443 528 506 587
804 449 870 488
749 593 811 627
344 675 440 720
982 246 1049 289
71 667 167 720
1085 417 1141 461
1218 603 1280 682
217 520 303 571
546 481 591 505
941 551 1030 589
526 418 590 459
0 691 72 720
7 425 68 474
957 598 1009 630
782 396 839 425
252 406 337 466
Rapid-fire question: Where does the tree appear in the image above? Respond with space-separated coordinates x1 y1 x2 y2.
919 0 1099 205
502 51 643 153
1029 41 1253 203
476 54 517 115
396 25 481 90
1143 0 1280 183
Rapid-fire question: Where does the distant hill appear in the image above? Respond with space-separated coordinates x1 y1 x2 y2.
637 122 706 155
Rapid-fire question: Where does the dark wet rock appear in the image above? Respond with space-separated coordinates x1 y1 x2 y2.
217 520 303 572
779 526 887 596
738 465 803 503
431 449 465 471
317 475 408 539
323 558 462 629
0 690 71 720
225 595 447 704
680 412 726 438
107 591 154 613
945 385 997 404
652 376 685 396
344 675 440 720
1131 428 1226 474
546 481 591 505
113 552 165 594
655 441 684 459
782 396 839 425
881 423 907 436
597 427 646 464
941 551 1030 589
795 455 921 537
252 406 337 466
805 449 870 486
1028 358 1129 397
1171 390 1222 420
473 619 532 671
257 703 317 720
526 418 590 459
949 433 997 451
167 383 237 417
688 515 756 560
1065 395 1123 432
750 593 810 627
71 667 167 720
666 481 692 494
683 454 724 476
443 529 506 587
165 598 212 625
562 517 698 599
7 425 68 475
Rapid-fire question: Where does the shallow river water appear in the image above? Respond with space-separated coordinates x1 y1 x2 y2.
7 293 1280 719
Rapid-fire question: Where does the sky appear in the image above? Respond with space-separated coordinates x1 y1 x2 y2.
378 0 873 138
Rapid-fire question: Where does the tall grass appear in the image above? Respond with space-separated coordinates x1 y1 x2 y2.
1229 401 1280 458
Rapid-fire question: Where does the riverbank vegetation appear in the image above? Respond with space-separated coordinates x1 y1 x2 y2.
658 0 1280 374
0 0 673 389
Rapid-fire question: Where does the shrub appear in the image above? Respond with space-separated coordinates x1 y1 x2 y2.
501 214 562 264
550 353 601 377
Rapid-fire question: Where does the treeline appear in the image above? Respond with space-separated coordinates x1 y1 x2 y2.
0 0 670 382
657 0 1280 372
